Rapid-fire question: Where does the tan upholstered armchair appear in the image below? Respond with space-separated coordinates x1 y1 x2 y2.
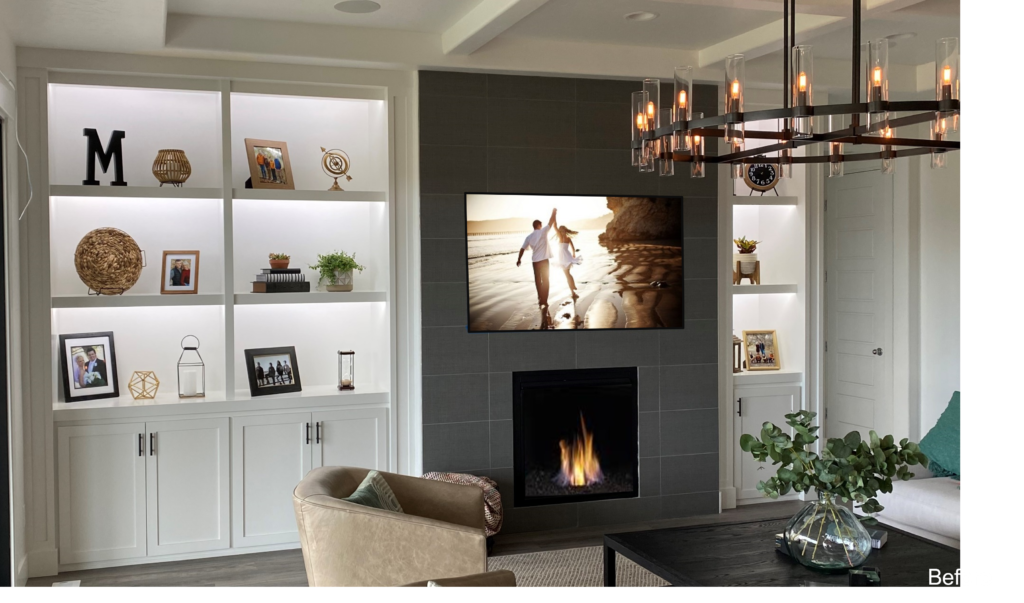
293 466 488 586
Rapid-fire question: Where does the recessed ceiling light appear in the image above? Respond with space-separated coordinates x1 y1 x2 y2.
624 11 659 22
334 0 381 14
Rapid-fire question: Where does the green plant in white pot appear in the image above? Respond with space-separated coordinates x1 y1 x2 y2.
309 251 365 292
740 410 928 571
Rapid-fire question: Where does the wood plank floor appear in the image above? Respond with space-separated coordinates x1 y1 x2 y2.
27 501 804 587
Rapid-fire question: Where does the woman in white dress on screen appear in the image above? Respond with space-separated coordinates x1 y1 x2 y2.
554 224 583 297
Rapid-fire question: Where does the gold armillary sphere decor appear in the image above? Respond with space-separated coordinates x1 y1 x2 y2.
320 146 353 191
74 227 144 296
128 371 160 400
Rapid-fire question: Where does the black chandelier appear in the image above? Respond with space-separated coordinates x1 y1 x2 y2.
630 0 960 179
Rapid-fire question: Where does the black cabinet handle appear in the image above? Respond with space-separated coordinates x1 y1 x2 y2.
316 421 321 444
306 422 311 444
138 433 144 457
150 433 155 456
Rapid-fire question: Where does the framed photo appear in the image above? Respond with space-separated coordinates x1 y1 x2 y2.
244 138 295 190
244 346 302 396
160 250 200 294
59 332 120 402
742 330 781 371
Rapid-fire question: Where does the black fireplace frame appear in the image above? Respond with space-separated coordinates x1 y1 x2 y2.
512 367 639 508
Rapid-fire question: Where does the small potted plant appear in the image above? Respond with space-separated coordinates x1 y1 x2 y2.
268 253 291 270
309 250 365 292
733 237 760 284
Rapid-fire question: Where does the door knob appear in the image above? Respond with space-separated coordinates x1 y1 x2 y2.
872 348 883 356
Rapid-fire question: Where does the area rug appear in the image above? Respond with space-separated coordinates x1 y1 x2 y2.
488 546 669 587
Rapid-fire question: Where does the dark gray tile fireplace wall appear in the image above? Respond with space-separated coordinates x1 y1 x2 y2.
419 71 720 534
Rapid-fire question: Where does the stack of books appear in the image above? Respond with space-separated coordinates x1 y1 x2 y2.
252 268 311 293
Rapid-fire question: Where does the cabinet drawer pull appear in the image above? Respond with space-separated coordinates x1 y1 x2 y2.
316 422 321 444
138 433 144 457
150 433 155 456
306 422 311 444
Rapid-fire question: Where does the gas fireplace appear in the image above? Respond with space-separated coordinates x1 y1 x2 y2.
513 368 639 507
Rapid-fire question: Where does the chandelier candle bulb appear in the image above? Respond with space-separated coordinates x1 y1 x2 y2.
791 45 814 138
642 79 660 172
631 90 653 171
724 54 745 143
690 116 705 178
881 127 896 175
935 37 959 132
867 39 890 132
673 66 693 152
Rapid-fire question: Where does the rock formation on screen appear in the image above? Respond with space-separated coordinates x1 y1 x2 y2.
599 197 682 242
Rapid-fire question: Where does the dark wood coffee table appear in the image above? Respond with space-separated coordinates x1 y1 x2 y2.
603 516 960 586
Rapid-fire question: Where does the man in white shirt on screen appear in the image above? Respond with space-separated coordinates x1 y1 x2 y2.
516 208 557 308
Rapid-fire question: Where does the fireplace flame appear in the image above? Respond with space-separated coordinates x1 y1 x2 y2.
556 414 604 487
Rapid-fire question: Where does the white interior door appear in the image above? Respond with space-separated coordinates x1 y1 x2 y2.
825 169 894 440
733 385 801 502
313 408 388 471
231 412 312 548
146 418 230 556
57 423 147 565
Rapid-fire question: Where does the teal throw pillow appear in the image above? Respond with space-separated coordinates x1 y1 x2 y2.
342 470 404 513
919 391 960 478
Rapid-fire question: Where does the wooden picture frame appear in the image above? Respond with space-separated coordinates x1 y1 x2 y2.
742 330 781 371
244 346 302 396
160 250 200 294
59 331 120 402
244 138 295 190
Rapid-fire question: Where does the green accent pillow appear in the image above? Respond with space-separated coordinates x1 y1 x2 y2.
342 470 404 513
919 391 960 478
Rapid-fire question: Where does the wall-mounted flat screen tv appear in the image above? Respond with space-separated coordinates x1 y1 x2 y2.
465 194 683 332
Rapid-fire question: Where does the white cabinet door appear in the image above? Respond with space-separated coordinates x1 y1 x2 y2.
57 423 147 564
312 408 387 471
733 385 801 502
146 418 230 556
231 412 313 548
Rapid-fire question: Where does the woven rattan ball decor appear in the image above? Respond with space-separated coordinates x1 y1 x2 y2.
74 227 144 295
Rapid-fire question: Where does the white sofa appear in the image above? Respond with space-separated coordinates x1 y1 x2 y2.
874 466 960 549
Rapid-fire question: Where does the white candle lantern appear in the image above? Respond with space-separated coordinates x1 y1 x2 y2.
338 350 355 391
177 335 205 398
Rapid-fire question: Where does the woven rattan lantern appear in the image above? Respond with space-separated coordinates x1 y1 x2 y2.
128 371 160 400
74 227 144 295
152 149 192 187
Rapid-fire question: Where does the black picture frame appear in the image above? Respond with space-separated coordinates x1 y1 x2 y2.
58 331 120 403
244 346 302 396
463 192 685 333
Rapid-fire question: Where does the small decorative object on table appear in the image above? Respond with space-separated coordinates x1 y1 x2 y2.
152 149 192 187
742 329 780 371
161 250 200 295
740 410 929 572
732 335 744 373
733 236 760 285
320 147 353 191
252 267 310 293
128 371 160 400
310 250 365 292
743 159 780 196
75 227 144 295
83 128 127 186
268 253 290 270
337 350 355 390
244 346 302 396
177 335 206 398
849 567 882 586
59 332 120 402
244 138 294 190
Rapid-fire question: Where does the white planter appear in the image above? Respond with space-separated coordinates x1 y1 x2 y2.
734 252 758 275
326 269 354 292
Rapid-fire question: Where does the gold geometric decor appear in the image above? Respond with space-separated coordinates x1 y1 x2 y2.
74 227 144 295
128 371 160 400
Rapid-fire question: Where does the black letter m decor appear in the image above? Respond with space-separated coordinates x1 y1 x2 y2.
83 128 127 186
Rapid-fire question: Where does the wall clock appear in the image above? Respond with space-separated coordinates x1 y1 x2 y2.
743 161 780 195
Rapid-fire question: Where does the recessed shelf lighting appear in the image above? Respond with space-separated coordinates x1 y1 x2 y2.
334 0 381 14
624 11 659 22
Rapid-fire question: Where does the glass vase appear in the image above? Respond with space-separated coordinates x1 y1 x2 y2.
784 492 871 571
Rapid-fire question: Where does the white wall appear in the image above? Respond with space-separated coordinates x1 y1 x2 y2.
917 150 960 433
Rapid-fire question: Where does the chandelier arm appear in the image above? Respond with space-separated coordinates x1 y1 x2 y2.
852 0 861 129
784 0 789 109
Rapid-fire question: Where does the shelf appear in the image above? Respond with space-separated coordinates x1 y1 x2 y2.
52 385 390 422
732 195 798 206
52 293 226 309
734 370 804 386
733 284 798 295
232 189 386 203
233 291 387 305
50 185 223 199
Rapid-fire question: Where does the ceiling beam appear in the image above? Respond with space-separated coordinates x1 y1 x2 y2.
698 0 928 67
442 0 550 55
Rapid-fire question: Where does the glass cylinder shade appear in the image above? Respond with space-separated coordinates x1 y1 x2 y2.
658 108 675 177
177 335 205 398
643 79 661 172
338 350 355 390
867 39 889 132
725 54 744 115
935 37 959 133
673 66 693 152
690 113 705 178
931 118 948 169
631 91 654 171
827 115 844 178
779 148 793 179
791 45 814 138
881 126 896 175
